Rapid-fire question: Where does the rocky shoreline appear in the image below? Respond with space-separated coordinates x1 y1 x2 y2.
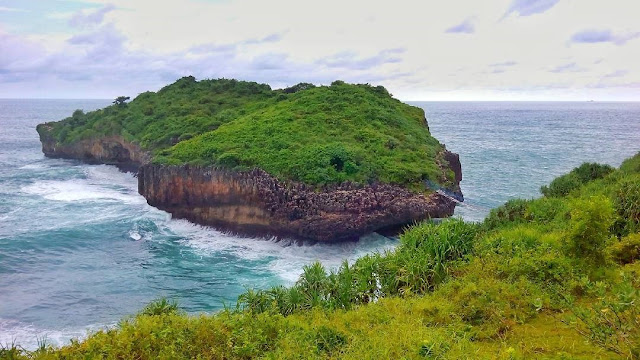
36 129 462 242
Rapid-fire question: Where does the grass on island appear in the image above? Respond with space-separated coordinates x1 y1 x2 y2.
36 77 454 190
4 152 639 359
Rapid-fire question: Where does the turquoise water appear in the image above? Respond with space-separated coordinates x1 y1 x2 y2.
1 99 639 348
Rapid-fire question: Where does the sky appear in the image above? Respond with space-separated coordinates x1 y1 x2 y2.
0 0 639 100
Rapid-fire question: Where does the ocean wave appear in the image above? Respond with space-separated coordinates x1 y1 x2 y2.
0 318 112 351
163 219 397 284
20 167 145 204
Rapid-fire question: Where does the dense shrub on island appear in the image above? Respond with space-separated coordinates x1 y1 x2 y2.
38 77 457 191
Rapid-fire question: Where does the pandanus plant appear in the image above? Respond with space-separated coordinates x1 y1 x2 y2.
237 218 479 315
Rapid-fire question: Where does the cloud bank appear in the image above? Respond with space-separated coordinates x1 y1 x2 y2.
445 19 475 34
0 0 639 100
503 0 560 18
570 29 640 45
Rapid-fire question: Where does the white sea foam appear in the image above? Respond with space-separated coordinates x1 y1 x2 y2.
0 318 112 351
20 165 144 205
129 231 142 241
164 219 398 284
19 164 46 170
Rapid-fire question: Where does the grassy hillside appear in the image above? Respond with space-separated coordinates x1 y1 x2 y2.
38 77 453 189
5 152 639 359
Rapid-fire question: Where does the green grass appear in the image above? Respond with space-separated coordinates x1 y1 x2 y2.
37 77 454 190
5 152 640 359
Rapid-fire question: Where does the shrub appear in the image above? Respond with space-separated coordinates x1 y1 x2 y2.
398 218 479 291
541 162 614 197
313 326 347 354
613 176 640 235
565 196 614 264
72 109 84 118
620 152 640 174
216 151 242 168
525 197 569 225
569 279 640 359
608 233 640 265
282 82 315 94
477 226 571 286
484 198 531 229
541 173 582 197
297 262 329 308
140 298 180 316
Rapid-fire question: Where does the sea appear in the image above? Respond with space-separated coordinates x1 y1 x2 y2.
0 99 639 349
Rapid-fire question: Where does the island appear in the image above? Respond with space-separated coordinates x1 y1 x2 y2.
36 77 463 242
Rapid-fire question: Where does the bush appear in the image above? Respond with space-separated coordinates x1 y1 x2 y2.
620 152 640 174
484 198 531 229
613 177 640 235
217 151 242 168
313 326 347 354
541 162 614 197
477 226 572 286
565 196 614 264
140 298 180 316
525 197 569 225
541 173 582 197
569 279 640 358
608 233 640 265
394 218 479 292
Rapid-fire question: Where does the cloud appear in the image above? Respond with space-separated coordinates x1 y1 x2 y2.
0 31 45 70
243 32 285 45
46 11 75 20
0 6 27 12
549 62 586 73
0 23 407 98
490 61 517 67
488 61 517 74
588 81 640 89
503 0 560 18
1 0 640 100
316 48 405 71
249 53 290 70
68 24 126 59
445 18 474 34
69 4 116 28
604 70 628 78
569 29 640 45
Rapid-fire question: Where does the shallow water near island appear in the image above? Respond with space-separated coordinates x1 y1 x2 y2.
1 99 639 348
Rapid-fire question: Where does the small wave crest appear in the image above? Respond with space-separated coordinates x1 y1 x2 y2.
164 219 397 284
20 174 144 204
0 318 112 351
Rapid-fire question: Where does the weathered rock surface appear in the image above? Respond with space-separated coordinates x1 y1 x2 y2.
138 165 458 242
37 125 150 172
37 129 462 242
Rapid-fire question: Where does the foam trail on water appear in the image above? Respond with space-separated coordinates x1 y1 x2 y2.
20 165 144 205
165 219 398 284
0 319 113 351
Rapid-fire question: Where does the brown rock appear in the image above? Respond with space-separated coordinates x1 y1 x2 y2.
38 129 462 242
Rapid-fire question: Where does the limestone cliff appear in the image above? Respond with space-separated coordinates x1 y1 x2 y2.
37 126 462 243
37 124 149 172
138 165 458 242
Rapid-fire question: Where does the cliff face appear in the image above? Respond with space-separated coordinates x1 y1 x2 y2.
37 125 150 172
37 127 462 242
138 165 458 242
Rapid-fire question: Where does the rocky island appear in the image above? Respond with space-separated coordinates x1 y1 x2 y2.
37 77 462 242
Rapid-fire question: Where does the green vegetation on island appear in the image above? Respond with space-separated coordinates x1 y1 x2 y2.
38 77 454 189
5 152 640 359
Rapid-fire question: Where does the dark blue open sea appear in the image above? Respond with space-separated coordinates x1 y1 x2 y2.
1 99 639 348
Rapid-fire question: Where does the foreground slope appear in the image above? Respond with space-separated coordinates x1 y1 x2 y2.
36 77 462 242
6 152 639 359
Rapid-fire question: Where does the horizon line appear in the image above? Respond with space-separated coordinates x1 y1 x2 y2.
1 98 639 103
